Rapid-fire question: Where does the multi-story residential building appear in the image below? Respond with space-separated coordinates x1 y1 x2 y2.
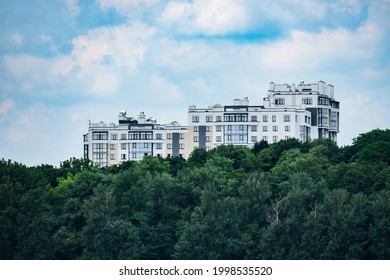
83 111 190 167
84 80 339 166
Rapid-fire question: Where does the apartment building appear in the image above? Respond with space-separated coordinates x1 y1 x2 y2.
84 80 339 166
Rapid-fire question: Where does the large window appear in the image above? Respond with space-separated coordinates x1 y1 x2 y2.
206 116 213 122
92 132 108 140
192 116 199 123
275 98 285 105
251 115 258 122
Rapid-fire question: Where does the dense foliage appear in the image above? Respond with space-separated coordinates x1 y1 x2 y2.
1 129 389 259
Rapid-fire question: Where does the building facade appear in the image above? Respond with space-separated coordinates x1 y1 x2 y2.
84 80 340 166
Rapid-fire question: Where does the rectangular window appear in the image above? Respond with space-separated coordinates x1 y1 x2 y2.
216 116 222 122
192 116 199 123
302 98 312 105
121 154 126 160
273 136 278 142
263 136 268 141
263 115 268 122
144 143 149 148
285 126 290 132
283 115 291 122
216 136 222 142
193 136 199 142
179 144 184 149
228 135 232 140
167 133 172 139
110 154 115 160
132 153 136 159
239 135 244 140
206 126 211 132
251 136 257 142
121 134 126 140
216 125 222 132
92 132 108 140
251 125 257 132
227 125 232 131
156 143 162 149
275 98 285 105
156 133 162 139
121 143 127 150
83 134 88 142
167 144 172 149
180 133 184 139
263 126 268 132
193 126 199 132
206 116 213 122
111 134 117 140
251 115 257 122
285 136 290 140
273 126 278 132
110 144 115 150
239 125 244 130
206 136 211 142
132 143 137 148
272 115 276 122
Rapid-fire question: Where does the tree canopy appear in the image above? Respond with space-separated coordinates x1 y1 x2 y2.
0 129 389 259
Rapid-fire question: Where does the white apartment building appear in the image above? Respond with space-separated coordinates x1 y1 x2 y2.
83 111 190 167
84 80 339 166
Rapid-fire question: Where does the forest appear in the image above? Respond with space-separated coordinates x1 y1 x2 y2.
0 129 389 260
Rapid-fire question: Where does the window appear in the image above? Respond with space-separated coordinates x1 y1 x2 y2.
121 143 127 150
193 126 199 132
180 133 184 139
251 125 257 132
239 125 244 130
110 144 115 150
121 154 126 160
285 136 290 140
206 116 213 122
216 136 222 142
167 133 172 139
285 126 290 132
83 134 88 141
156 133 162 139
263 115 268 122
144 143 149 148
121 134 126 140
273 136 278 142
132 153 136 159
194 136 199 142
263 136 268 141
263 126 268 132
167 144 172 149
110 154 115 160
179 144 184 149
216 116 222 122
302 98 312 105
227 125 232 131
206 136 211 142
273 126 278 132
216 125 222 132
251 136 257 142
272 115 276 122
111 134 117 140
92 132 108 140
156 143 162 149
132 143 137 148
192 116 199 123
228 135 232 140
239 135 244 140
275 98 285 105
251 115 258 122
283 115 291 122
206 126 211 132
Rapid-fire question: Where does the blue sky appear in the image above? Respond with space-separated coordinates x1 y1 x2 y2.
1 0 389 166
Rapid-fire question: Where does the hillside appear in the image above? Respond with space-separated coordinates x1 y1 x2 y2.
1 129 389 259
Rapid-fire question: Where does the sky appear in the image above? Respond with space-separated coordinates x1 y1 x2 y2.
0 0 389 166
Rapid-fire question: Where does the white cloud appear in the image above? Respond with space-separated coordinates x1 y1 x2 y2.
0 99 15 117
66 0 80 16
9 33 23 45
159 0 251 35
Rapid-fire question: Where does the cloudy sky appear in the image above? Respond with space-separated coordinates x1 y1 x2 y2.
0 0 389 166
